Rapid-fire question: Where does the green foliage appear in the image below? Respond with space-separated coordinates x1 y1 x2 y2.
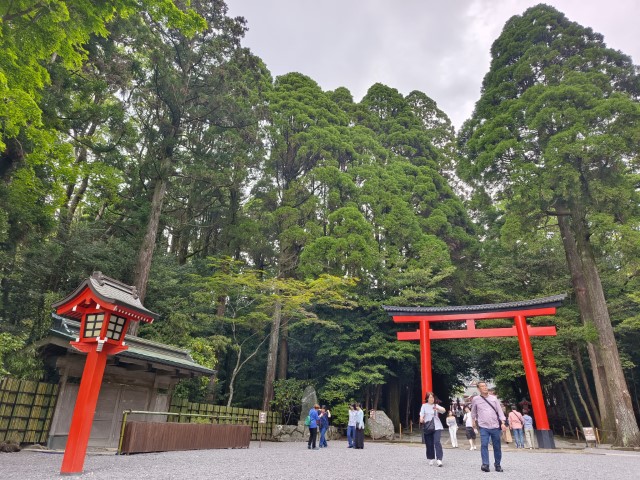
271 378 310 425
2 1 638 436
172 377 211 402
329 403 350 428
0 332 43 378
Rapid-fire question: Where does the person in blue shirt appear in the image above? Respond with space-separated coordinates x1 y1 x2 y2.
307 404 320 450
318 406 330 447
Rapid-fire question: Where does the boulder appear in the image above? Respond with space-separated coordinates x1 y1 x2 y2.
272 424 341 442
0 441 21 453
300 386 318 418
272 424 306 442
368 410 395 440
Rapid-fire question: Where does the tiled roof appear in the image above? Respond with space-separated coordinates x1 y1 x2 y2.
383 294 567 315
48 314 215 376
52 272 159 320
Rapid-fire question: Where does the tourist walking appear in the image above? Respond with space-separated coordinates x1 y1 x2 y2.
456 406 464 426
463 406 477 450
420 392 446 467
354 403 365 449
508 406 525 448
318 406 329 447
347 403 357 448
446 410 459 447
471 381 507 473
307 404 320 450
523 409 536 449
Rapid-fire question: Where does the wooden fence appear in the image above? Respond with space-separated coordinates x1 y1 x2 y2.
0 377 58 444
169 398 280 440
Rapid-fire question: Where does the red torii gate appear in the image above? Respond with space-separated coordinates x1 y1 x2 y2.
384 294 566 449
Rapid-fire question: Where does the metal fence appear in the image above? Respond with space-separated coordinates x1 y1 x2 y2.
0 377 58 443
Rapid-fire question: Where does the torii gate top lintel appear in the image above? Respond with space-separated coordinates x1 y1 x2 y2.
383 294 566 320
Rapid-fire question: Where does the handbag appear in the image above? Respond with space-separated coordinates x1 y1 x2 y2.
424 418 435 433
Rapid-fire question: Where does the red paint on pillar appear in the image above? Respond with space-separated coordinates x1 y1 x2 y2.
514 315 550 430
60 349 108 474
419 319 432 401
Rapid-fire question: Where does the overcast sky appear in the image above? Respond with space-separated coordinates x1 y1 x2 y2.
225 0 639 131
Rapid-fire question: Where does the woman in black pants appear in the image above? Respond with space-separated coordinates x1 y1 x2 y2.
420 392 446 467
354 403 365 449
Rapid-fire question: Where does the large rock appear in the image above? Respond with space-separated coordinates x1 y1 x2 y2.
368 410 395 440
272 425 341 442
272 424 306 442
300 386 318 418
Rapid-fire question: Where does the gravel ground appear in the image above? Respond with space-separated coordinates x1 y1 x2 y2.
1 440 639 480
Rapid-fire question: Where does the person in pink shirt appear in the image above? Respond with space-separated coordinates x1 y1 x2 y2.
508 406 525 448
471 381 507 473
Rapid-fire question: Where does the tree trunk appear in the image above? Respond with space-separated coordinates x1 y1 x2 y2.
570 361 595 429
228 334 270 407
262 299 282 411
554 385 573 432
129 172 168 336
572 204 640 447
387 378 400 432
556 209 615 438
574 346 602 428
373 384 381 411
404 385 412 428
562 381 584 433
277 317 289 380
227 346 242 407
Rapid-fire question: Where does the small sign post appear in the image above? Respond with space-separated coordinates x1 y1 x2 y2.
259 411 267 448
582 427 597 448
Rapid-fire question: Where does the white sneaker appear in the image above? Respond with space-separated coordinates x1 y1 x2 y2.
437 460 443 467
429 460 434 466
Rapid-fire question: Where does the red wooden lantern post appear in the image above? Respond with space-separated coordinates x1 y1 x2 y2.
52 272 158 474
384 294 565 449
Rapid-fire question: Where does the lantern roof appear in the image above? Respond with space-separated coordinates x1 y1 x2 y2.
52 272 159 322
383 294 566 316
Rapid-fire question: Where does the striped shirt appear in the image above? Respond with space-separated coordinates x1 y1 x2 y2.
471 394 505 429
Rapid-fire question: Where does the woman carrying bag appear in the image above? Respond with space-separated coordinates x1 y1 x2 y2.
419 392 447 467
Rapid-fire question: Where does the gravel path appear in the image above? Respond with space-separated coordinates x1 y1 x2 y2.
2 440 639 480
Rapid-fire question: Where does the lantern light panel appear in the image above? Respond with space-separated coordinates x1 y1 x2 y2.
106 315 127 341
83 314 104 338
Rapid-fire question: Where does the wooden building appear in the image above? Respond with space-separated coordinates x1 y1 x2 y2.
38 314 215 449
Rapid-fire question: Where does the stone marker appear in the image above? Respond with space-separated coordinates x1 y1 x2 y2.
368 410 395 440
300 386 318 419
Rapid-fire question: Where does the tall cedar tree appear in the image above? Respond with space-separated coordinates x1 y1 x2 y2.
458 4 640 446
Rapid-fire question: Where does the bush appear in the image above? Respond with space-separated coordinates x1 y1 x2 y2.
329 403 350 428
271 378 311 425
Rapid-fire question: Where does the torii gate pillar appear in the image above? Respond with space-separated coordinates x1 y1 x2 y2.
384 294 566 450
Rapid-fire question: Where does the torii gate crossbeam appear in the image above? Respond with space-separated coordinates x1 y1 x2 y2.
384 294 566 449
